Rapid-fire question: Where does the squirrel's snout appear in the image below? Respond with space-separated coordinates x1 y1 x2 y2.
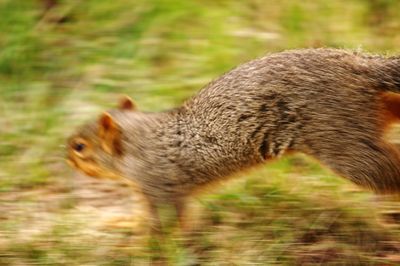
66 158 77 169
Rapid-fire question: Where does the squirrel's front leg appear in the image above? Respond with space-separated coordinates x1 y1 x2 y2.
142 198 163 235
144 198 169 265
173 198 189 232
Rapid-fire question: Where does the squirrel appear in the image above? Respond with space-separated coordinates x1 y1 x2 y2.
67 48 400 233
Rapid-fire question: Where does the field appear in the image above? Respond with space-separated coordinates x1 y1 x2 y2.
1 0 400 265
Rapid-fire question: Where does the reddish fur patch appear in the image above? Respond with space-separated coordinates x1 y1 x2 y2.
379 92 400 133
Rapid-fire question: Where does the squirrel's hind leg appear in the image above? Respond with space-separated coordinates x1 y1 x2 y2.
306 137 400 194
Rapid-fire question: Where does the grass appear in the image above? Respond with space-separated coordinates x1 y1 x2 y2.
1 0 400 264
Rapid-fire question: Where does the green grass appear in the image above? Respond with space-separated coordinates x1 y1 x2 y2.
1 0 400 264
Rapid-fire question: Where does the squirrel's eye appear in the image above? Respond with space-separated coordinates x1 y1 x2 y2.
74 143 85 152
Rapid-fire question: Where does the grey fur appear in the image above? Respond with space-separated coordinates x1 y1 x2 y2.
69 48 400 227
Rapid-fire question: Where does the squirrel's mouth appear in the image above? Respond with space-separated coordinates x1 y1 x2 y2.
66 155 123 180
66 156 98 177
66 157 77 169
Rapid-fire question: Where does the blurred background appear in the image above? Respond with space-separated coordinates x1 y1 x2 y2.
1 0 400 265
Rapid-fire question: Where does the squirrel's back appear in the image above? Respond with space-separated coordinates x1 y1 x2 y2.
174 48 400 192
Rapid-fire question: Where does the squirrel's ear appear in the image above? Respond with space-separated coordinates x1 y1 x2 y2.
118 95 136 111
98 112 122 155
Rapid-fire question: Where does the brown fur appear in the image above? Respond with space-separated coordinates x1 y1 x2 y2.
67 48 400 234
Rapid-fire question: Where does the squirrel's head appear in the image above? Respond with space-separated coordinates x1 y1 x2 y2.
66 96 136 179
